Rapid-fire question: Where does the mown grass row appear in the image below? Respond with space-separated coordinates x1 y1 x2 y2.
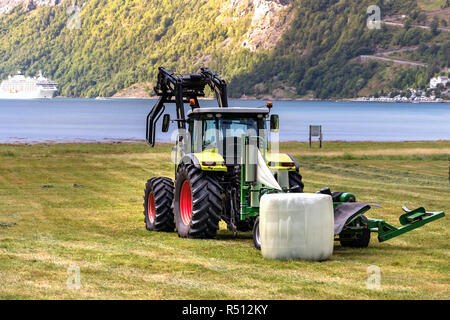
0 141 448 299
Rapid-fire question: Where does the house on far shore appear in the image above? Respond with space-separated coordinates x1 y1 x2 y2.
430 76 449 89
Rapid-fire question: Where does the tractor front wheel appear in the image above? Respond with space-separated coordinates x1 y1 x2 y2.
143 177 175 232
174 163 223 238
253 217 261 250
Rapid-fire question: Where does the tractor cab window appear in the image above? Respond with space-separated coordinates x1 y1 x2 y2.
202 119 218 150
220 118 258 140
191 116 266 155
201 118 259 149
218 117 261 165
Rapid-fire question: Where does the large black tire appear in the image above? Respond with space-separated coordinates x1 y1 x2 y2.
288 170 304 193
173 163 223 239
340 228 371 248
143 177 175 232
253 217 261 250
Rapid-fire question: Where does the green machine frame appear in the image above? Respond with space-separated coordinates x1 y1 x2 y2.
239 137 445 244
369 207 444 242
240 136 271 220
332 193 444 243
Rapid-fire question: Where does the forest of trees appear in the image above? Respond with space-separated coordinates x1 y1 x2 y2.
227 0 449 98
0 0 448 99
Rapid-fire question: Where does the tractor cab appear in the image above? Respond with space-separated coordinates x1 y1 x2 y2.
185 107 270 166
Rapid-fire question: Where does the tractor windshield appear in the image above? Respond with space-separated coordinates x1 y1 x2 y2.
201 118 259 149
219 118 259 140
197 117 266 159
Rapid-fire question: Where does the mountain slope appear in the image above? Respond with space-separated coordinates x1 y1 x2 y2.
229 0 449 98
0 0 448 98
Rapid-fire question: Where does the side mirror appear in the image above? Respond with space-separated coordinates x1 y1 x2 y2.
162 114 170 132
270 114 279 132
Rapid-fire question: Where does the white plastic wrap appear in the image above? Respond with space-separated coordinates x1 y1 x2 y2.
260 193 334 261
256 149 281 190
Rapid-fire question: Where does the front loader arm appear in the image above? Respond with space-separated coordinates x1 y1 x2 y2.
200 67 228 108
146 96 166 147
146 67 229 146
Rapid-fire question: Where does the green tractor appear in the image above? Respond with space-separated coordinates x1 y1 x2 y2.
143 67 444 250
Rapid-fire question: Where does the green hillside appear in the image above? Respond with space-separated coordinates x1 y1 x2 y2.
0 0 448 98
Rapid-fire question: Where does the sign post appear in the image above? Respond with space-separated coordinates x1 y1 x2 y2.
309 125 322 148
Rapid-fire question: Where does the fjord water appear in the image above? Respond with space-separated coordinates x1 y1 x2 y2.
0 98 449 143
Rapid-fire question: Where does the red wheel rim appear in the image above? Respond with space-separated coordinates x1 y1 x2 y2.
148 192 155 223
180 180 192 226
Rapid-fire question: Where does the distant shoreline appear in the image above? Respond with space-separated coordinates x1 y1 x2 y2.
53 96 450 103
2 139 449 145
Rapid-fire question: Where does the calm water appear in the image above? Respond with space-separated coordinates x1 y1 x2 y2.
0 98 449 143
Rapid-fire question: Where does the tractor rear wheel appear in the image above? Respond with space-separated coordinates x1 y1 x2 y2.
340 227 371 248
143 177 175 232
174 163 223 238
289 171 304 193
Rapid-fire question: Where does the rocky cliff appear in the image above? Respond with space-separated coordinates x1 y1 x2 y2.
0 0 59 14
227 0 293 51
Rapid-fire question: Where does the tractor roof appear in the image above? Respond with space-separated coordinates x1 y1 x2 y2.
187 107 270 117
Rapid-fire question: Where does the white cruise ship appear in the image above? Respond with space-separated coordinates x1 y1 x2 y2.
0 71 58 99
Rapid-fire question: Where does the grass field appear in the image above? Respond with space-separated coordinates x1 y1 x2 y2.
0 141 449 299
